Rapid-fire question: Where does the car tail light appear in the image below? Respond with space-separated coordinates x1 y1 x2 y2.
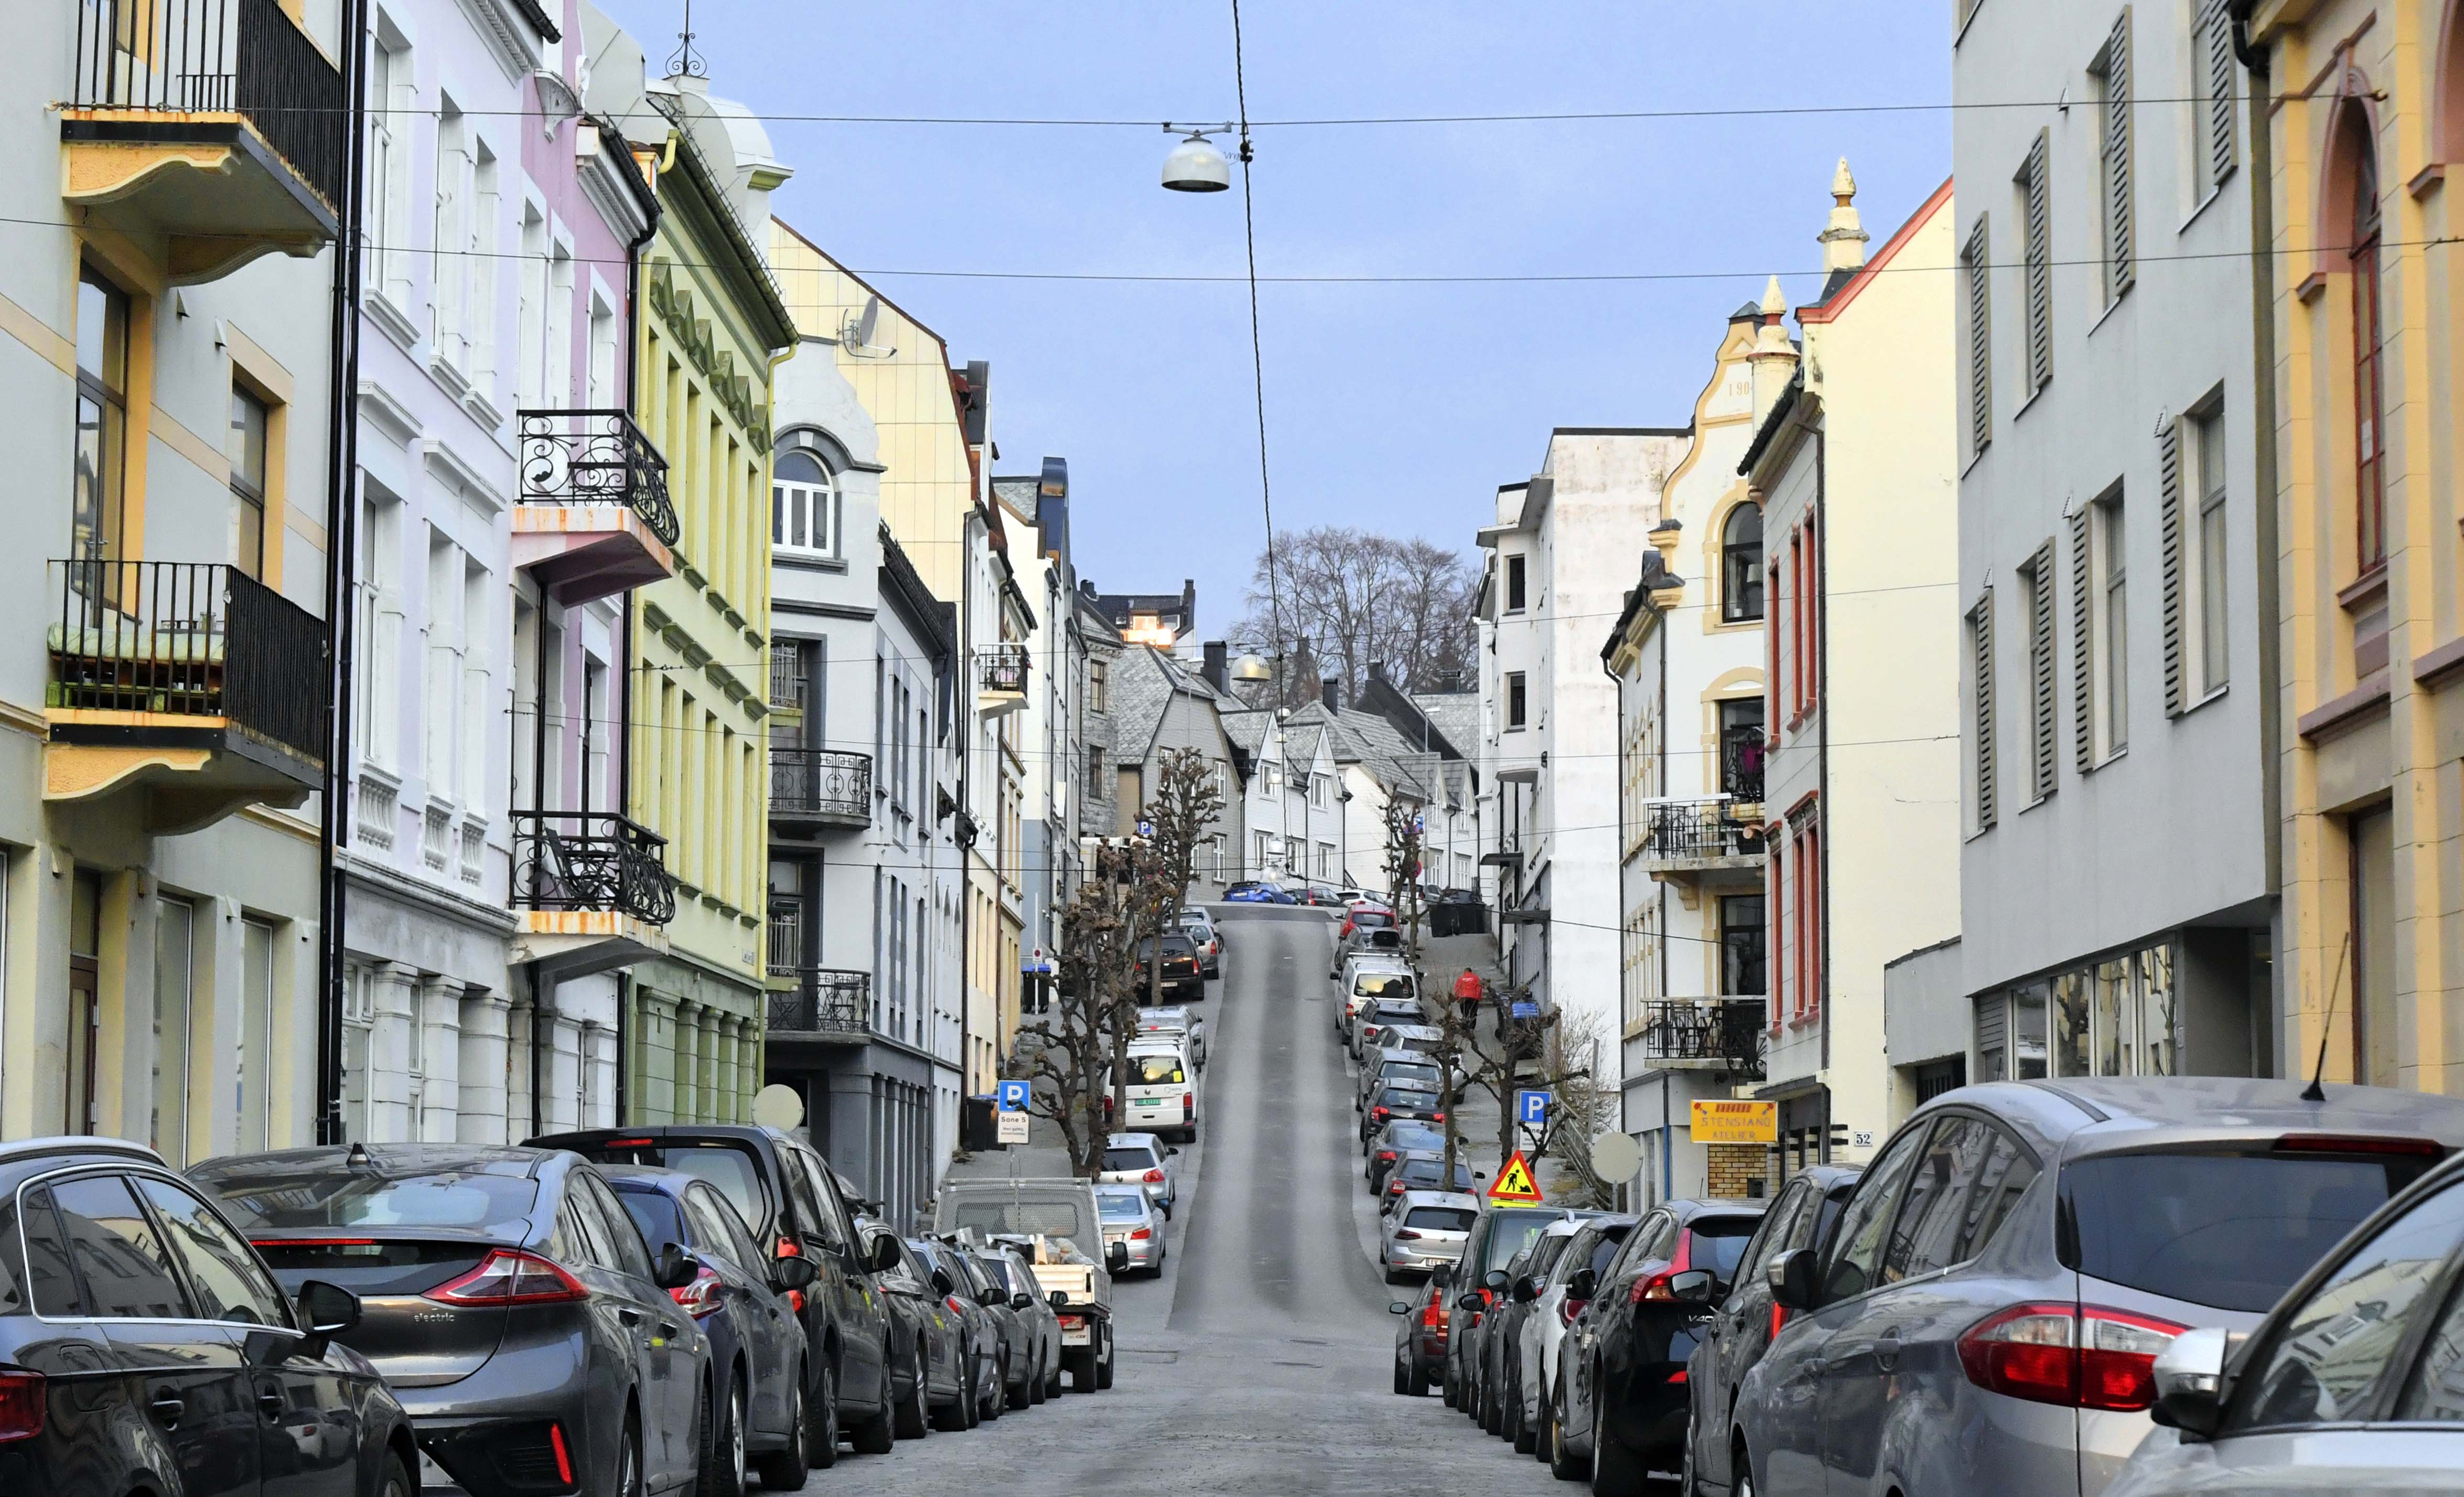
1129 1228 1152 1241
2275 1132 2445 1157
1058 1314 1084 1331
1376 1150 1398 1164
776 1237 801 1259
548 1421 575 1485
1561 1297 1586 1327
0 1371 44 1445
1423 1301 1444 1330
670 1264 724 1317
1395 1229 1423 1241
1666 1368 1687 1384
427 1248 589 1307
1183 1096 1194 1120
1431 1112 1446 1123
249 1237 377 1248
1629 1271 1673 1304
1372 1107 1391 1123
606 1138 654 1149
946 1295 968 1315
786 1290 805 1313
1143 1169 1165 1183
1957 1303 2186 1411
1769 1303 1788 1340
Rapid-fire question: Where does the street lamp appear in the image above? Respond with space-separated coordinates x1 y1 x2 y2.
1160 124 1232 193
1231 653 1273 681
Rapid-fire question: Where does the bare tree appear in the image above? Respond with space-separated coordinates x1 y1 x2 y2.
1017 854 1145 1179
1238 527 1478 710
1540 1007 1620 1209
1137 747 1226 1010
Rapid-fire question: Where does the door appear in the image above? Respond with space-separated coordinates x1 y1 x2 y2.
51 1171 262 1497
69 869 102 1135
1699 1178 1811 1491
137 1176 360 1497
791 1144 887 1410
576 1171 697 1489
690 1183 794 1439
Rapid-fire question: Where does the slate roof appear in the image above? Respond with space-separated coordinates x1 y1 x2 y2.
1408 691 1480 762
1109 644 1232 767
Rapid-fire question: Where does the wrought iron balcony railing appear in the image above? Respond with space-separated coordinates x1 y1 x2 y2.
70 0 347 210
1720 729 1766 805
767 968 871 1036
771 748 871 826
510 811 679 925
48 559 327 763
977 643 1029 695
1636 999 1768 1079
1640 798 1766 864
515 409 680 548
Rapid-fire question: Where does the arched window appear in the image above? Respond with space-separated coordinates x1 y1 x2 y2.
2345 106 2387 573
1721 502 1764 622
773 446 840 559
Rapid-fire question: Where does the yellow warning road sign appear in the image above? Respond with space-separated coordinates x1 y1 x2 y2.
1487 1149 1544 1205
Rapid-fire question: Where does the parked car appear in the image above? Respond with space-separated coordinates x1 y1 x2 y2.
907 1236 1006 1423
977 1246 1064 1404
2111 1143 2464 1495
934 1181 1125 1392
524 1124 901 1467
2 1139 415 1497
857 1224 970 1436
1378 1023 1448 1064
1135 1005 1208 1070
1368 1119 1454 1193
1337 959 1417 1038
1556 1195 1764 1491
604 1165 819 1490
1096 1132 1181 1216
1678 1163 1861 1493
1728 1078 2464 1497
1361 1082 1448 1147
1359 1048 1449 1111
1132 933 1207 1002
1174 910 1223 975
1223 880 1296 904
1109 1041 1200 1142
1094 1184 1170 1276
1519 1215 1639 1472
1384 1191 1482 1284
1482 1218 1592 1450
1300 884 1344 906
1445 1206 1603 1413
1392 1273 1455 1395
1353 998 1432 1062
193 1142 714 1497
1381 1151 1480 1212
1331 913 1404 975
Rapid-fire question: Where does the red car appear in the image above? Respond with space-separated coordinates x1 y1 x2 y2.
1339 906 1397 943
1391 1273 1451 1395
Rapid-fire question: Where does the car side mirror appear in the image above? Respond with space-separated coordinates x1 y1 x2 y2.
1048 1290 1069 1311
2148 1325 2230 1437
296 1278 360 1354
1456 1292 1487 1312
1012 1291 1035 1311
1511 1276 1541 1304
929 1268 955 1297
1483 1269 1511 1292
1767 1248 1819 1311
1389 1300 1413 1314
870 1234 904 1276
652 1243 700 1292
1567 1268 1597 1301
1166 1147 1180 1157
772 1257 819 1293
1667 1269 1717 1304
1107 1242 1130 1273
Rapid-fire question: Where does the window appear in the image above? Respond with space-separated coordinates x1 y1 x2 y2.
2019 131 2052 394
365 24 413 310
2196 412 2229 692
1962 216 1992 457
2020 543 2056 801
72 266 131 566
1505 553 1527 612
2097 493 2128 754
228 386 269 579
236 917 277 1153
1719 697 1764 801
1721 504 1763 622
135 1177 290 1327
1504 671 1526 730
587 288 618 408
1789 818 1822 1019
2194 0 2238 196
1719 894 1764 996
152 896 195 1165
1088 658 1108 712
2091 11 2136 304
773 448 839 558
1970 591 1995 829
1881 1117 1993 1284
432 100 472 367
2347 108 2386 574
50 1174 189 1318
1821 1121 1930 1303
2394 1195 2464 1419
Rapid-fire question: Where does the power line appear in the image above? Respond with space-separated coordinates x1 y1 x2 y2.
1228 0 1289 710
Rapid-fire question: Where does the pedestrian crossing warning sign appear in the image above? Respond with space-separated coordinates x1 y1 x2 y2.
1487 1149 1544 1205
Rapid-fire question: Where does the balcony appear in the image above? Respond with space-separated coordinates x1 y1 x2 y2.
976 643 1028 718
770 748 871 832
510 410 679 605
508 810 678 978
1634 999 1768 1081
766 968 873 1043
63 0 344 284
44 559 325 833
1638 798 1766 875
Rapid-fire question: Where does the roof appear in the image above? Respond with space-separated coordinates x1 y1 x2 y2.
1411 693 1480 758
1976 1076 2464 1136
1109 644 1230 766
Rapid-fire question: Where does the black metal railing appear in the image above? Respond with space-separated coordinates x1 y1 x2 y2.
1720 727 1766 804
767 969 871 1036
70 0 348 210
1637 999 1768 1079
771 748 871 822
510 811 679 925
1641 799 1766 862
48 559 327 763
515 409 680 548
977 644 1029 695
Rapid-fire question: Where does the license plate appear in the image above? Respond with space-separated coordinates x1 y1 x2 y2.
1137 1096 1163 1107
1063 1327 1092 1346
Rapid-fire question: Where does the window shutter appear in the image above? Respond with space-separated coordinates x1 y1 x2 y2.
1965 217 1993 454
2025 133 2052 393
2071 509 2095 771
2158 422 2186 714
2106 8 2136 298
1973 592 1997 829
2203 0 2237 185
2029 544 2058 801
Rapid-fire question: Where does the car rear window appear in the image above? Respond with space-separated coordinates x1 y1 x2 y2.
948 1196 1092 1254
1382 1063 1443 1088
1354 972 1416 999
1684 1214 1763 1282
1103 1148 1159 1172
1406 1207 1476 1232
611 1186 686 1253
198 1160 540 1234
1129 1055 1187 1086
556 1140 771 1237
1096 1194 1146 1221
2064 1149 2441 1313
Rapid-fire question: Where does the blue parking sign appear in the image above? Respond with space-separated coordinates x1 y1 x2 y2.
1516 1089 1550 1127
996 1080 1030 1113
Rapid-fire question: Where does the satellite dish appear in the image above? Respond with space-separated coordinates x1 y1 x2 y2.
840 295 896 358
752 1083 806 1131
1591 1130 1643 1184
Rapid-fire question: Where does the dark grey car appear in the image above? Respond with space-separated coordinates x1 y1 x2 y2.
1726 1078 2464 1497
192 1144 707 1497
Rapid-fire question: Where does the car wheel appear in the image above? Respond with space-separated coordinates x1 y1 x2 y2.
374 1449 412 1497
849 1352 897 1455
754 1366 811 1489
1512 1372 1538 1455
1096 1327 1116 1390
895 1340 932 1439
1547 1389 1589 1482
1589 1390 1645 1496
983 1352 1006 1423
807 1357 841 1470
1730 1438 1755 1497
1068 1350 1099 1393
932 1343 969 1433
696 1374 745 1497
617 1409 645 1497
1483 1370 1507 1437
1383 1265 1403 1286
1394 1350 1416 1396
1441 1370 1459 1408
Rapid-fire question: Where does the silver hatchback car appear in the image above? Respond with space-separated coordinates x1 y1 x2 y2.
1726 1078 2464 1497
1383 1191 1481 1282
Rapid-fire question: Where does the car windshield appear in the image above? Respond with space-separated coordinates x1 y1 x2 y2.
612 1187 685 1250
1354 972 1416 999
554 1140 770 1234
1103 1148 1159 1172
1379 1087 1440 1109
1483 1212 1565 1273
948 1196 1091 1255
1352 911 1394 928
1685 1214 1763 1282
1405 1207 1477 1232
1382 1063 1443 1088
1130 1055 1187 1086
196 1156 540 1235
1400 1159 1472 1190
1096 1193 1146 1221
1384 1125 1445 1152
2064 1149 2440 1312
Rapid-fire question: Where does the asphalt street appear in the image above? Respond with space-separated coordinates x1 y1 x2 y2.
820 902 1562 1495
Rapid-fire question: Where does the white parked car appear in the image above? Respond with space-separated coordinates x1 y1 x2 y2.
1519 1215 1639 1451
1135 1006 1207 1070
1110 1040 1198 1142
1096 1131 1181 1216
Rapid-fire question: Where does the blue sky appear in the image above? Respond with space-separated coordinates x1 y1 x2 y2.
596 2 1951 639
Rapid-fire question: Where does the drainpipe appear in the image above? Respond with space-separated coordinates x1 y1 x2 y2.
614 144 659 1125
315 0 373 1146
1815 429 1831 1089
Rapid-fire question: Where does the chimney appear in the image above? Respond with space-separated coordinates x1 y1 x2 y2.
1368 660 1387 685
1202 640 1228 693
1179 579 1198 635
1321 678 1340 710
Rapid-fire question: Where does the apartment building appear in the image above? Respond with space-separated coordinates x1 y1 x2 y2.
1222 709 1339 886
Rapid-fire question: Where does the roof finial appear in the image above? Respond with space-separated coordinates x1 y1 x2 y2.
1821 156 1870 274
665 0 707 79
1760 274 1788 318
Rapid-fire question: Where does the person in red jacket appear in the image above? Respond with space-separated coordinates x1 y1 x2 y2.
1451 967 1484 1023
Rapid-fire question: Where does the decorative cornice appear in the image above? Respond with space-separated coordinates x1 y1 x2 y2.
454 0 554 85
421 436 511 512
648 261 770 447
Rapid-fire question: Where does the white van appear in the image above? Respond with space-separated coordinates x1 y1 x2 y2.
1339 961 1419 1035
1113 1040 1198 1142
